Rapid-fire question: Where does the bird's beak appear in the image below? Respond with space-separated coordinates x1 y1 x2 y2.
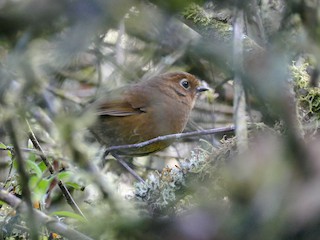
196 86 209 93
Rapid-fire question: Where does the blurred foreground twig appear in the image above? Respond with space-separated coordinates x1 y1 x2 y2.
0 189 93 240
5 120 39 240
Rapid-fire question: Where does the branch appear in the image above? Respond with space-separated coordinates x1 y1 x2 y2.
0 189 93 240
105 126 235 154
233 8 248 152
5 120 39 240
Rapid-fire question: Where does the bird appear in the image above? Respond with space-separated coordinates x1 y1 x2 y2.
90 71 209 156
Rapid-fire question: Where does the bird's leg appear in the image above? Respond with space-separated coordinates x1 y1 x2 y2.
99 150 110 168
111 153 146 184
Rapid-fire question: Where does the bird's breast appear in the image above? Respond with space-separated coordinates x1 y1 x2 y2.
148 94 192 135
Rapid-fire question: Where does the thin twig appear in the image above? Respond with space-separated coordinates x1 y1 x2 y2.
105 126 235 154
5 120 39 240
112 153 145 183
27 122 87 220
0 189 93 240
46 86 85 106
141 46 188 81
1 146 53 157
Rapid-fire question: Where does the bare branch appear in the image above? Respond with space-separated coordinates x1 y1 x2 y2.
105 126 235 154
5 120 39 240
233 7 248 152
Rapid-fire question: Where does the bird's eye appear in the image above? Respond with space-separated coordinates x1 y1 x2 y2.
180 79 190 89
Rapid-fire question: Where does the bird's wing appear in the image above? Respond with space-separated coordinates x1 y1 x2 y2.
97 85 149 116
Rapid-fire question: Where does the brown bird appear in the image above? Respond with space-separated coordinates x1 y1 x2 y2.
91 72 208 156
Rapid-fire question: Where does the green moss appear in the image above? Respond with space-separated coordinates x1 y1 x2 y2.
291 63 310 88
134 150 210 213
182 3 211 26
291 62 320 118
182 3 232 41
134 136 237 215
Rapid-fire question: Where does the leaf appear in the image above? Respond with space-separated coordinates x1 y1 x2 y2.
57 171 72 181
3 144 13 158
50 211 87 222
29 176 51 202
65 182 85 191
38 161 48 172
26 160 42 177
7 149 12 158
27 152 37 162
0 142 6 149
37 178 51 192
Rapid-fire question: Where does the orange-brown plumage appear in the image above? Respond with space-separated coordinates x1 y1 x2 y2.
91 72 208 156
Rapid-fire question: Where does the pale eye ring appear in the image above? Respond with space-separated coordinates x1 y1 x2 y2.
180 79 190 90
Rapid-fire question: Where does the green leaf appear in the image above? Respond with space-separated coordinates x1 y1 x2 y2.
29 175 39 189
50 211 87 222
0 142 6 149
12 159 18 169
57 171 72 181
7 151 12 158
29 176 51 202
38 178 51 192
38 161 48 172
65 182 85 191
5 144 13 158
26 160 42 177
27 152 37 162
